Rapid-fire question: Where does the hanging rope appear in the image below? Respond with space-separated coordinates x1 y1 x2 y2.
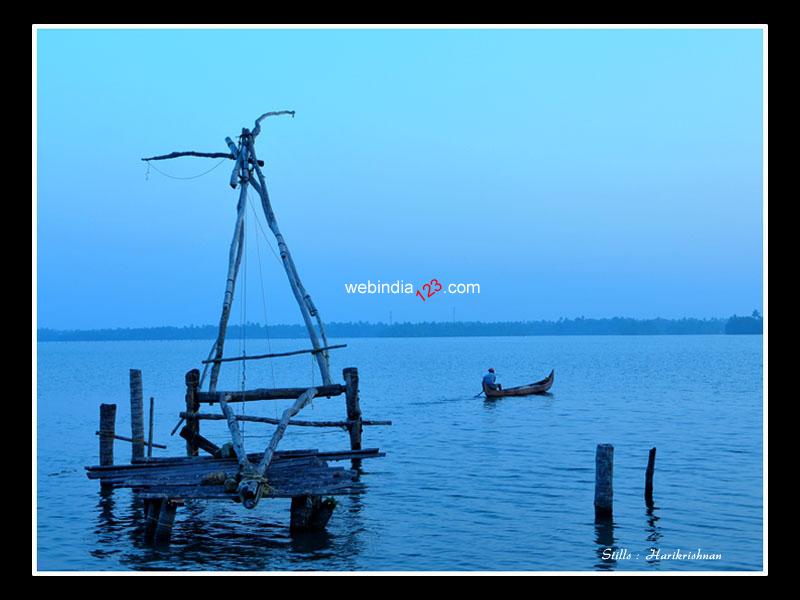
146 158 228 180
248 192 283 265
247 190 277 390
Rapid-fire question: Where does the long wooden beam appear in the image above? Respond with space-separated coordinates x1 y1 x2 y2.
201 344 347 365
197 384 346 404
141 151 264 167
181 411 391 428
95 431 166 450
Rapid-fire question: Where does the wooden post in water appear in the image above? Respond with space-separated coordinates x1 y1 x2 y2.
153 499 179 544
147 397 155 458
143 499 161 540
290 496 336 532
645 447 656 508
129 369 145 462
184 369 200 457
99 403 116 491
343 368 363 470
594 444 614 519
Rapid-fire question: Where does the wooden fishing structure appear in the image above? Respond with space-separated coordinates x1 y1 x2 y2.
86 111 390 543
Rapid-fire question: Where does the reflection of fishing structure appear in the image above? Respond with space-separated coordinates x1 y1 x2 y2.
86 111 390 545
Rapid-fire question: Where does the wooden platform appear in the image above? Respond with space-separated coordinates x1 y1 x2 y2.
86 448 383 501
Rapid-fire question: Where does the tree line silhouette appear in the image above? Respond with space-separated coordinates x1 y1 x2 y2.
38 314 763 341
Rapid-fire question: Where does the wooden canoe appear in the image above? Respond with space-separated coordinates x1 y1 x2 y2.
483 369 554 398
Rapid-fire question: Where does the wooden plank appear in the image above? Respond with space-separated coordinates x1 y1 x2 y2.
86 448 383 474
196 384 345 404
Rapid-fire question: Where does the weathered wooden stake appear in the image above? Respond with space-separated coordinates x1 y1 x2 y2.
645 447 656 508
143 498 160 540
147 397 155 458
594 443 614 519
129 369 145 462
184 369 200 457
179 426 221 457
290 495 335 532
153 499 179 544
99 403 116 491
343 368 362 469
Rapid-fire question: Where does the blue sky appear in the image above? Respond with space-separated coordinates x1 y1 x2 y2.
36 28 764 329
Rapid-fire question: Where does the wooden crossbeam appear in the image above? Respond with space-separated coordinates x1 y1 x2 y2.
196 384 346 404
201 344 347 365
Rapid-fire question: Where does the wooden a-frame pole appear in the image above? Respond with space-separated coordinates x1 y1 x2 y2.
246 133 332 385
207 131 250 393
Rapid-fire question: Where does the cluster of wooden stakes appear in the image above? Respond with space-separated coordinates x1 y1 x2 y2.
86 111 391 545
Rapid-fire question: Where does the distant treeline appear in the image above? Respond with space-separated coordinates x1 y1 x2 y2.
38 314 763 341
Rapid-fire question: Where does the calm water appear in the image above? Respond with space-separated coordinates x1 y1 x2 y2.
36 335 763 571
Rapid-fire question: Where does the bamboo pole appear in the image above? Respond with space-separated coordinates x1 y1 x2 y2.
258 388 319 475
235 388 319 509
218 393 250 469
246 136 332 385
208 145 249 393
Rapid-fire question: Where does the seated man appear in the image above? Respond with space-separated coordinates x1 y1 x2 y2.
482 368 502 391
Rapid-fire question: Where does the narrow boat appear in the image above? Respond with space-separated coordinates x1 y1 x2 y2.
483 369 555 398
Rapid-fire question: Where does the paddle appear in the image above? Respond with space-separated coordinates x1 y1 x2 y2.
473 390 485 398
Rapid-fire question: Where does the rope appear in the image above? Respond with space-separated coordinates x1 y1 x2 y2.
146 158 227 180
247 190 277 390
248 193 283 265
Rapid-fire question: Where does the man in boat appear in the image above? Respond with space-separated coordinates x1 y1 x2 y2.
483 368 502 392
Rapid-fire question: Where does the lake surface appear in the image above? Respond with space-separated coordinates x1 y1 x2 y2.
36 335 763 571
